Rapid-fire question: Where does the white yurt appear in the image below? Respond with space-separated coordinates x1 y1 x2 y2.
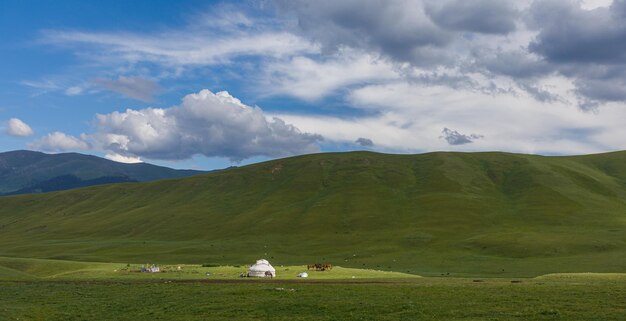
247 259 276 278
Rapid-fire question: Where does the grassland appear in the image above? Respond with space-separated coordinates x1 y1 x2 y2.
1 274 624 321
1 151 625 276
1 257 624 321
0 256 416 281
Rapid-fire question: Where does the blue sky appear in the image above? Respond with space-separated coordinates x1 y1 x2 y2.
1 0 625 170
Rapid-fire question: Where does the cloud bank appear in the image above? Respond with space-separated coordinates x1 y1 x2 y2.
24 1 626 161
30 90 322 161
274 0 626 111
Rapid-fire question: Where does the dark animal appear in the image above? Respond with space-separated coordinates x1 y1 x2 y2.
307 263 333 271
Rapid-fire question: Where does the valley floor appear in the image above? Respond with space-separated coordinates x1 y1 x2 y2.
0 257 624 321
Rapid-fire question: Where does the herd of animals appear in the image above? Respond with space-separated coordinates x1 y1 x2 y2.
307 263 333 271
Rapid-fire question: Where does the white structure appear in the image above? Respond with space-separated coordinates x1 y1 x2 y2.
247 259 276 278
141 265 160 273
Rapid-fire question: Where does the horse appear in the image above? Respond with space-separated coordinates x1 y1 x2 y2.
307 263 333 271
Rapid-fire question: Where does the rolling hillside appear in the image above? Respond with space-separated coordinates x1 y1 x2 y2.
0 150 204 195
0 151 625 276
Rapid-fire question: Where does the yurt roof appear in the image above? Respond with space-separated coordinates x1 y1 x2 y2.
248 259 276 272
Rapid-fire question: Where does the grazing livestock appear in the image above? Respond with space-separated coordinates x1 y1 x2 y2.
307 263 333 271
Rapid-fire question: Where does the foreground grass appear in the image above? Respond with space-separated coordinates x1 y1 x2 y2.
1 275 624 321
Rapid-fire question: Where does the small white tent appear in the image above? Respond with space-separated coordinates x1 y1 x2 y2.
247 259 276 278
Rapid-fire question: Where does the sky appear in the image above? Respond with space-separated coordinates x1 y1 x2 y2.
1 0 625 170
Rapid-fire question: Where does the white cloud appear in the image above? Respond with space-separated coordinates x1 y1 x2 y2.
580 0 613 10
29 132 90 152
42 29 317 67
5 118 34 137
64 86 84 96
261 49 399 101
275 80 626 155
20 79 63 96
21 77 91 97
26 1 626 160
94 76 160 102
271 113 418 152
104 153 143 164
89 89 322 161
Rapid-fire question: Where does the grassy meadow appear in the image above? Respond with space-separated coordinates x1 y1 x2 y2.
1 257 624 320
0 151 625 276
1 151 626 319
0 256 417 281
1 274 624 321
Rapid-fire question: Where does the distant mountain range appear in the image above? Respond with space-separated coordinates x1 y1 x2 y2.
0 150 205 195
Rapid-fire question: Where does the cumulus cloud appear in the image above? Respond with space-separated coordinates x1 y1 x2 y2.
424 0 518 34
276 79 626 155
5 118 34 137
94 76 160 102
27 0 626 158
524 0 626 108
37 1 544 104
272 0 547 102
91 89 322 161
275 0 452 65
476 49 552 79
29 132 90 152
440 128 484 145
528 0 626 64
355 137 374 147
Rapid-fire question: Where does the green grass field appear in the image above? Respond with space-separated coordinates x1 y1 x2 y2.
0 256 417 281
2 149 626 320
1 257 624 321
0 258 626 321
1 274 624 321
1 151 625 276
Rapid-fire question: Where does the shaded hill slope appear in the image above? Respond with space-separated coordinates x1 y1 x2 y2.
0 150 204 195
0 151 625 276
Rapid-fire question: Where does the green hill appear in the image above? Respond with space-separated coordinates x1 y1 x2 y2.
0 151 625 276
0 150 204 195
